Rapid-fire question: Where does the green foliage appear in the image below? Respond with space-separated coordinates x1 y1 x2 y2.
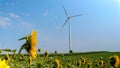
0 51 120 68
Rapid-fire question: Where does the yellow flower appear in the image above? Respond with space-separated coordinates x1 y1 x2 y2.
45 50 49 58
29 47 36 59
76 60 81 67
30 30 37 47
29 56 33 65
0 59 10 68
5 52 9 61
59 64 62 68
54 58 60 68
81 58 85 64
109 55 119 68
18 29 38 57
99 60 104 66
29 30 37 59
87 61 92 68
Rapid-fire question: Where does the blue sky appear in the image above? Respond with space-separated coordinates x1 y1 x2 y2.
0 0 120 53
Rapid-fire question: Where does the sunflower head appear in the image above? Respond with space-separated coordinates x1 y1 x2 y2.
30 30 37 47
45 50 49 58
76 60 81 67
5 52 9 61
18 29 38 57
29 47 37 59
29 30 37 59
0 59 10 68
109 55 119 68
99 60 104 66
87 61 92 68
54 58 60 68
81 58 85 64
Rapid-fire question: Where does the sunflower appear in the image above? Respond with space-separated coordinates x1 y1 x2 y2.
76 60 81 67
81 58 85 64
29 30 37 59
55 59 60 68
87 61 92 68
54 58 62 68
45 50 49 58
99 60 104 67
29 47 36 59
18 30 37 59
29 56 33 65
109 55 119 68
5 52 9 61
0 59 10 68
30 30 37 47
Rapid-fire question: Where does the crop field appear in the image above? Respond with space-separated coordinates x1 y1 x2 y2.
0 30 119 68
0 51 120 68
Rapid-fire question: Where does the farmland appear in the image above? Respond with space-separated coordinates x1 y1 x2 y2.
0 51 120 68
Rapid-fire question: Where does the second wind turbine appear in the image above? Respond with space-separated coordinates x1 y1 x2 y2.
60 5 82 53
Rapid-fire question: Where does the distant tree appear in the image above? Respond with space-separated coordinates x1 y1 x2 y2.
55 50 57 54
38 48 42 52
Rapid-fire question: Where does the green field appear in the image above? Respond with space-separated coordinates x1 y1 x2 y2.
0 51 120 68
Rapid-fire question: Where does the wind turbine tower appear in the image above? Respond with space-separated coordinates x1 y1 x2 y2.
60 5 82 53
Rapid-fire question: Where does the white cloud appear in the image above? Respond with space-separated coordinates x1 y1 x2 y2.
0 16 11 27
21 21 33 27
0 12 34 28
9 12 33 27
9 12 20 18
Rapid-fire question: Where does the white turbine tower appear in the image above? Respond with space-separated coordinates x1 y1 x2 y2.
60 5 82 53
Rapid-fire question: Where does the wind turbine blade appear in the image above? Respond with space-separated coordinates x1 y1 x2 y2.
62 5 68 17
71 14 83 18
60 18 69 31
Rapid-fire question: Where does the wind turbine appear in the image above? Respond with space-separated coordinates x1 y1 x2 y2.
60 5 82 53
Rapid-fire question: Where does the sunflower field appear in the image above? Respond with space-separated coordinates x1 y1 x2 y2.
0 51 120 68
0 30 120 68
